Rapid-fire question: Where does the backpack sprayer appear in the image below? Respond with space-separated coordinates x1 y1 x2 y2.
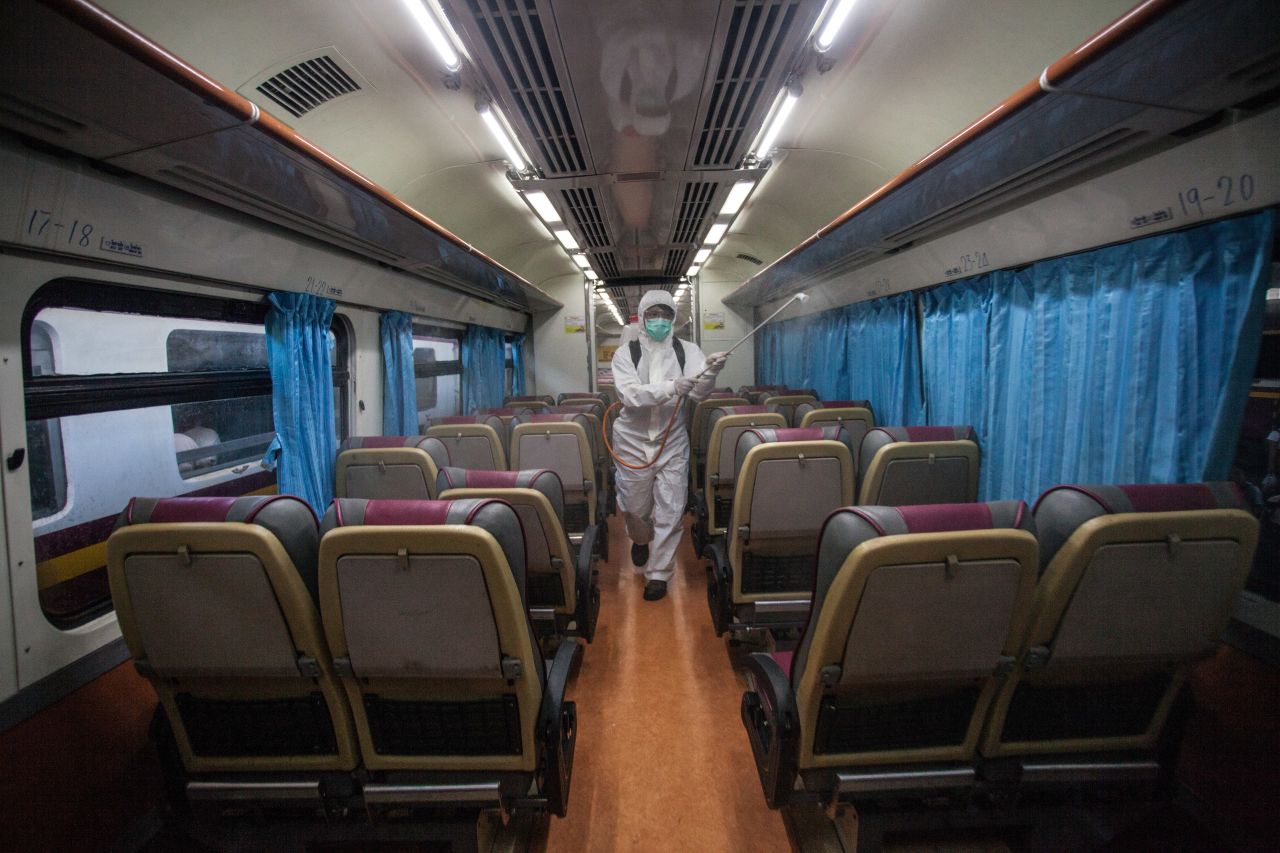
603 292 810 470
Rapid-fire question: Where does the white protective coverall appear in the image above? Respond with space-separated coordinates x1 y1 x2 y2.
611 290 717 582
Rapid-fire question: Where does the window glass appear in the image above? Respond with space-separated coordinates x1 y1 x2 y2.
24 283 278 629
413 334 461 427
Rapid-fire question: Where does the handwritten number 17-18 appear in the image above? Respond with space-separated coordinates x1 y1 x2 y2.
27 209 93 246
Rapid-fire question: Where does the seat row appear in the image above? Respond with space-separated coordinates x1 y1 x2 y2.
107 492 584 822
697 421 980 632
737 483 1257 845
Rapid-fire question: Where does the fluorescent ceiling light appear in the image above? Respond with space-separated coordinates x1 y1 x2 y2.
402 0 462 71
585 270 599 281
720 180 755 216
524 190 561 223
816 0 858 52
572 254 590 269
753 86 801 158
686 264 701 277
478 103 527 171
553 229 579 250
694 247 711 264
703 222 729 245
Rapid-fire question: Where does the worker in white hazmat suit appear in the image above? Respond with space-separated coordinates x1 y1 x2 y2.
611 289 728 600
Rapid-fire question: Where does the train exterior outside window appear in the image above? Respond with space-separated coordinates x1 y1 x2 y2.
412 325 463 427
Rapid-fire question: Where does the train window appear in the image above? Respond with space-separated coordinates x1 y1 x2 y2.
22 281 278 629
413 324 462 427
504 341 515 398
331 318 352 441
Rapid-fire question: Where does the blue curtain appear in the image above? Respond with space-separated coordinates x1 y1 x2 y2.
758 292 923 424
509 333 527 396
380 311 416 435
462 323 506 413
922 210 1274 502
263 292 337 513
843 293 924 425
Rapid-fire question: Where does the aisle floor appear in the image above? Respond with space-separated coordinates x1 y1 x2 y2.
543 514 791 852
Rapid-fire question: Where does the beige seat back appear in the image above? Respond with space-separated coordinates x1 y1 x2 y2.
319 498 543 772
728 427 854 604
797 401 875 455
760 392 819 427
787 501 1037 770
556 391 607 405
857 426 980 506
982 482 1258 762
107 495 357 773
505 394 554 409
703 406 788 536
689 394 749 491
335 436 451 500
437 467 578 617
511 416 596 536
428 414 506 469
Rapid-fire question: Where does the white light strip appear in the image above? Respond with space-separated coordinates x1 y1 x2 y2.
694 247 711 264
753 87 801 158
572 254 590 269
585 269 599 281
686 264 701 277
552 229 580 250
720 180 756 216
703 222 729 245
816 0 859 52
478 104 527 171
524 190 561 223
402 0 461 71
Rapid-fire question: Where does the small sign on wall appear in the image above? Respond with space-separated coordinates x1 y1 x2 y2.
703 311 725 331
564 314 585 334
598 344 618 362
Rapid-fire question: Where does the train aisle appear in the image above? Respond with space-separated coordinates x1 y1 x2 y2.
545 514 790 852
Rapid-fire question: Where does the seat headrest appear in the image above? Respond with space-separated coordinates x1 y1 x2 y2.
505 395 552 404
859 425 977 473
749 427 826 443
734 425 852 478
525 413 585 424
120 495 320 601
740 385 780 393
707 391 740 399
813 400 871 409
340 435 440 451
433 415 500 427
551 404 602 415
1032 482 1245 569
322 498 527 597
713 404 769 416
437 467 566 525
478 407 525 416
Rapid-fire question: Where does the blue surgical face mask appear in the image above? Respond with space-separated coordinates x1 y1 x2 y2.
644 317 673 341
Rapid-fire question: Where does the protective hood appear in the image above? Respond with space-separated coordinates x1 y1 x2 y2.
638 288 677 318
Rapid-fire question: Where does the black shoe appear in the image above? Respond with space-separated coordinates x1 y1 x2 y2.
643 580 668 601
631 543 649 567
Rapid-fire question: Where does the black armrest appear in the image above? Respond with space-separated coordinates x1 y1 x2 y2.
705 538 732 636
741 652 799 808
573 528 599 642
538 639 581 817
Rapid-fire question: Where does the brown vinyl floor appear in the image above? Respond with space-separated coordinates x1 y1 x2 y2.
542 514 791 852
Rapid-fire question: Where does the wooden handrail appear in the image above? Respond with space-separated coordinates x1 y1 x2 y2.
42 0 539 294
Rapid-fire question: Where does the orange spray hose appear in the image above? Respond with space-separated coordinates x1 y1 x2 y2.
601 396 688 471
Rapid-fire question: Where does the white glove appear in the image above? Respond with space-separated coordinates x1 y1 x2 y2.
674 377 695 396
704 351 729 374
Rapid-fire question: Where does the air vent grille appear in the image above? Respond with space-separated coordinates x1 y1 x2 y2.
256 56 361 119
671 182 718 245
561 188 611 249
664 249 690 277
694 1 800 167
465 0 587 174
596 251 621 280
736 252 763 265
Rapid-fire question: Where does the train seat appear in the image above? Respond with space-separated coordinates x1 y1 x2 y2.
693 405 788 553
438 467 600 642
504 394 553 411
106 495 358 787
689 394 749 493
759 391 819 426
740 500 1037 809
596 383 617 406
857 426 980 505
335 436 450 500
556 391 608 405
705 426 854 636
980 483 1258 783
737 384 783 403
318 498 578 816
510 414 604 552
796 400 875 449
427 414 506 470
